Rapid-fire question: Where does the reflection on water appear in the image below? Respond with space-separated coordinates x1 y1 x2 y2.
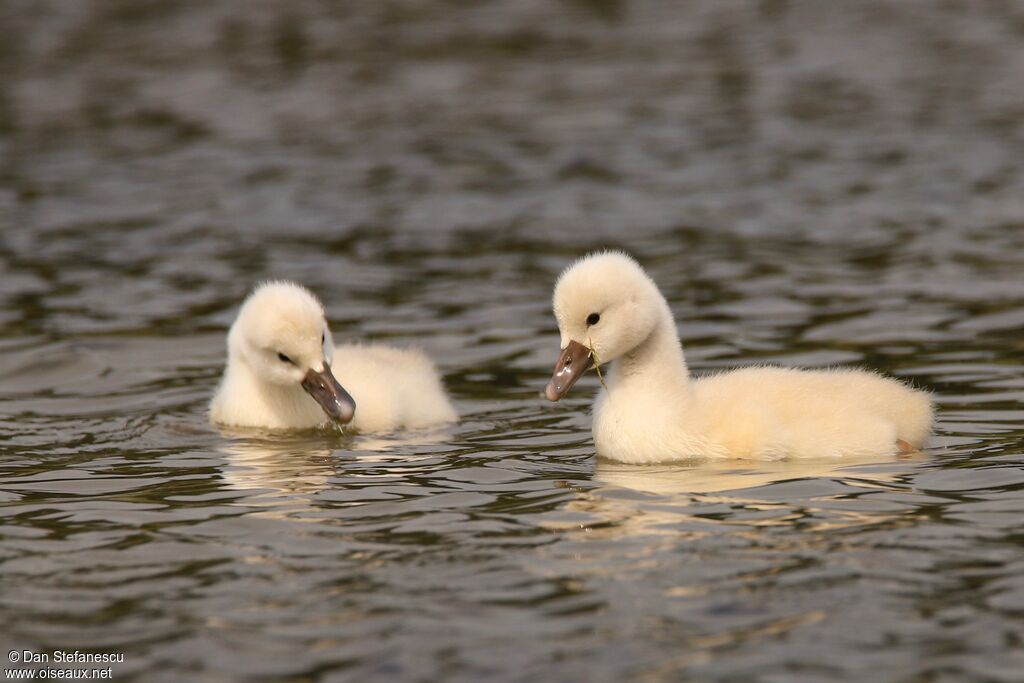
219 429 458 519
220 435 337 518
549 456 926 545
2 1 1024 681
596 455 917 496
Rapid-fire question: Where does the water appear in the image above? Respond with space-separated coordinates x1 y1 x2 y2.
2 1 1024 681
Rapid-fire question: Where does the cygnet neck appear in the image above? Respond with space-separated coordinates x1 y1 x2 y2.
224 352 323 428
607 303 691 397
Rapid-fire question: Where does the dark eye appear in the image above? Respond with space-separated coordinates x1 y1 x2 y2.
277 352 294 364
586 312 600 326
321 333 326 344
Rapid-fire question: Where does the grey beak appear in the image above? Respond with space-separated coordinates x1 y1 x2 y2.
545 340 594 401
301 363 356 424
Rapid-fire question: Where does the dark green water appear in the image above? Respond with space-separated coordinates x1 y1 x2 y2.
2 2 1024 681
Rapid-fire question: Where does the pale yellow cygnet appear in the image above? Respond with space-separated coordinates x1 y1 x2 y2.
210 282 457 432
545 252 933 463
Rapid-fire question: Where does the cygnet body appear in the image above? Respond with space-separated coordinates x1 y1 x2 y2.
210 282 457 432
544 252 933 464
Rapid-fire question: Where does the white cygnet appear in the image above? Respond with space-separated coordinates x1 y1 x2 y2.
544 252 933 464
210 281 457 432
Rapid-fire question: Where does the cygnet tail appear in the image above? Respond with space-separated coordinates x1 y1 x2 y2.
893 388 935 448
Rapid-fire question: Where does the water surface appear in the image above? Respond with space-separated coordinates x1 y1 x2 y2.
2 2 1024 681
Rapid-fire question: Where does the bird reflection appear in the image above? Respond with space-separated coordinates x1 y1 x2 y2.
217 432 338 520
216 427 454 520
546 453 926 541
594 452 919 496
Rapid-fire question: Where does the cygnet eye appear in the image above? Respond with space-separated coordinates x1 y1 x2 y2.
321 332 325 344
586 312 600 326
277 352 294 365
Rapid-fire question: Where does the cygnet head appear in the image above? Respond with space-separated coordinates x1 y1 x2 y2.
227 281 355 424
545 252 665 401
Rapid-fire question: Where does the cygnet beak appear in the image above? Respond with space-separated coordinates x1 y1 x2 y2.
545 340 593 401
301 363 356 425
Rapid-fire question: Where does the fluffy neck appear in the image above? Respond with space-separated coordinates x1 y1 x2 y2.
592 300 704 463
606 302 691 397
212 354 325 429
